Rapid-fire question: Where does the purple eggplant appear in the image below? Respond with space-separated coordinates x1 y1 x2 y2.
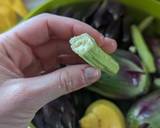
33 95 77 128
88 50 150 99
127 90 160 128
147 38 160 73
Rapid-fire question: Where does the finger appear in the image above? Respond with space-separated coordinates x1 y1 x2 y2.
22 59 43 77
69 21 117 53
40 57 60 73
58 55 85 65
47 14 117 53
34 54 83 73
15 65 101 109
0 50 22 76
33 54 84 73
9 13 117 53
0 33 35 70
56 40 74 55
33 39 74 60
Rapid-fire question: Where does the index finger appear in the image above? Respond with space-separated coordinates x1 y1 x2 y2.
10 13 117 53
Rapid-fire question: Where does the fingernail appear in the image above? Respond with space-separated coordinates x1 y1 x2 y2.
84 67 101 84
104 37 117 53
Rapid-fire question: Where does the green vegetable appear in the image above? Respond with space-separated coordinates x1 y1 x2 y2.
70 33 119 76
28 123 36 128
89 73 149 99
88 50 150 99
131 25 156 73
119 0 160 19
25 0 97 19
139 16 154 31
127 90 160 128
154 78 160 88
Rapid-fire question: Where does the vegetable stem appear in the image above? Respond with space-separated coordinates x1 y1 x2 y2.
70 33 119 76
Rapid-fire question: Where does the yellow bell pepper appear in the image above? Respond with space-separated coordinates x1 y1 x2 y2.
80 100 126 128
0 6 17 32
0 0 28 33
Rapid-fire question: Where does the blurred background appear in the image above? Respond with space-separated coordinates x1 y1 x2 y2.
1 1 160 128
0 0 44 33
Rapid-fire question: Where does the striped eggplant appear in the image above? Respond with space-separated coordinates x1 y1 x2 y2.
127 90 160 128
88 50 150 99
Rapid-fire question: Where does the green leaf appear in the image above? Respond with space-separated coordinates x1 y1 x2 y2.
119 0 160 19
25 0 97 19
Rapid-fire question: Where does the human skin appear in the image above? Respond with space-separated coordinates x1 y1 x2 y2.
0 14 117 128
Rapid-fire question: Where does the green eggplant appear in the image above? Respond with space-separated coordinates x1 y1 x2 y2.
88 50 150 99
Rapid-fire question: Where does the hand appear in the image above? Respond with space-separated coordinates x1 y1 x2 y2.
0 14 117 128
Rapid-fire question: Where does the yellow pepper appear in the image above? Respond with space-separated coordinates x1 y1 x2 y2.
80 100 126 128
0 0 28 33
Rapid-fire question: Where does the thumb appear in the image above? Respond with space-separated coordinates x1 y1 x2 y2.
17 64 101 109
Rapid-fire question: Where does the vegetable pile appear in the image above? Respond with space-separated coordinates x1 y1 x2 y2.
24 0 160 128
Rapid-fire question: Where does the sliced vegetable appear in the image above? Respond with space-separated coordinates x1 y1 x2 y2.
70 33 119 76
131 25 156 73
127 90 160 128
80 99 126 128
88 50 150 99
